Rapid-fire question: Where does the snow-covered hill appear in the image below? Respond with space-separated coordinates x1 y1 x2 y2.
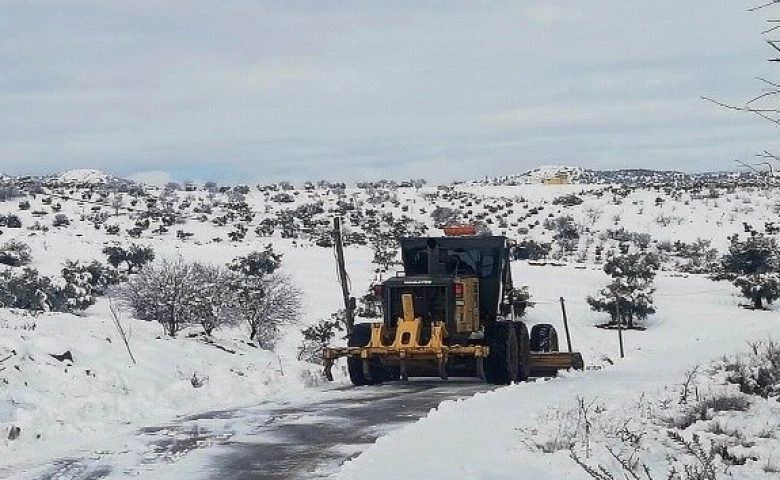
56 169 115 185
0 169 777 478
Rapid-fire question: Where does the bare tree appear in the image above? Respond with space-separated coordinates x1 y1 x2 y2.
704 3 780 175
188 263 238 335
229 273 301 349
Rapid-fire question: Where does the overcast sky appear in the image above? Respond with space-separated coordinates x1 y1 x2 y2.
1 1 778 185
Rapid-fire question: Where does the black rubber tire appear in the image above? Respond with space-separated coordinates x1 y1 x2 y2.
530 324 559 352
513 321 532 381
347 323 385 386
484 322 519 385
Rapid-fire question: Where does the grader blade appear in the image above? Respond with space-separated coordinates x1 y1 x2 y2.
529 352 584 377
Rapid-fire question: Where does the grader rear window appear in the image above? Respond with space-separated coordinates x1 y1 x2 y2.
388 285 448 326
403 246 498 279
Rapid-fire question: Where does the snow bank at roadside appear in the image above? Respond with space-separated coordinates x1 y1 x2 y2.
0 300 329 477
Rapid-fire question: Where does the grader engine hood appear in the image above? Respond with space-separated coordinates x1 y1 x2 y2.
381 276 480 335
399 236 507 323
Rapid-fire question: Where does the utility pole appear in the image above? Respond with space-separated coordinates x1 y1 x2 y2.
333 217 355 334
615 283 625 359
559 297 573 353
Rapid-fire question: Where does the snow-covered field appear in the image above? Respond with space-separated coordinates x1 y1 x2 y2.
0 169 778 479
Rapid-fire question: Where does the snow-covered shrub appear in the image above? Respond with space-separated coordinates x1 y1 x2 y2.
271 192 294 203
118 258 235 336
186 263 237 335
717 234 780 309
255 218 276 237
512 239 552 260
0 240 32 267
344 231 367 246
0 267 93 313
718 340 780 399
669 393 751 430
87 211 110 229
370 234 399 273
0 185 21 201
227 249 301 348
543 215 580 256
675 239 719 274
102 243 155 273
356 288 382 319
297 312 344 364
228 245 282 277
0 268 51 310
314 231 333 247
229 272 301 348
552 194 583 206
228 224 248 242
57 264 96 311
430 206 462 227
587 253 659 328
62 260 122 295
1 214 22 228
52 213 70 227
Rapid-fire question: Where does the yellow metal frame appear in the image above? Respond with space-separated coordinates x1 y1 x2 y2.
323 293 488 381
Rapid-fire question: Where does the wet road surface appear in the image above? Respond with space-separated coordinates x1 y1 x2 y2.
32 379 497 479
205 379 496 479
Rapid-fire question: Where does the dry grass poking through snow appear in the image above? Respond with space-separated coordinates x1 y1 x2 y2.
518 340 780 479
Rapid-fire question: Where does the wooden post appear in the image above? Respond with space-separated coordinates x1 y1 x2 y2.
559 297 573 353
334 217 355 334
615 288 625 359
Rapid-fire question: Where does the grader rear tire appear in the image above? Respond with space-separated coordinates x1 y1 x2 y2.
484 323 519 385
513 321 532 381
347 323 385 386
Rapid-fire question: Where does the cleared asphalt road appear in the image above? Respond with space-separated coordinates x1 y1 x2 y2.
33 379 497 479
204 379 497 479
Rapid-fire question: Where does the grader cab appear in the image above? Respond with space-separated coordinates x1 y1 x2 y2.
323 228 584 385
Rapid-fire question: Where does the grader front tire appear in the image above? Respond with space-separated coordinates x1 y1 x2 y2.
347 323 387 386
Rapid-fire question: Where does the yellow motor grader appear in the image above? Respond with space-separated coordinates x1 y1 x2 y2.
323 222 584 385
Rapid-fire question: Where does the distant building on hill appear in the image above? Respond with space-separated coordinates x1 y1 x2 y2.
541 172 570 185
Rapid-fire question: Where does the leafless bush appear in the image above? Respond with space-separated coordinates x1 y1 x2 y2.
719 340 780 399
517 396 604 454
668 393 750 430
679 365 700 405
666 431 718 480
571 432 721 480
117 257 236 337
229 272 302 349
